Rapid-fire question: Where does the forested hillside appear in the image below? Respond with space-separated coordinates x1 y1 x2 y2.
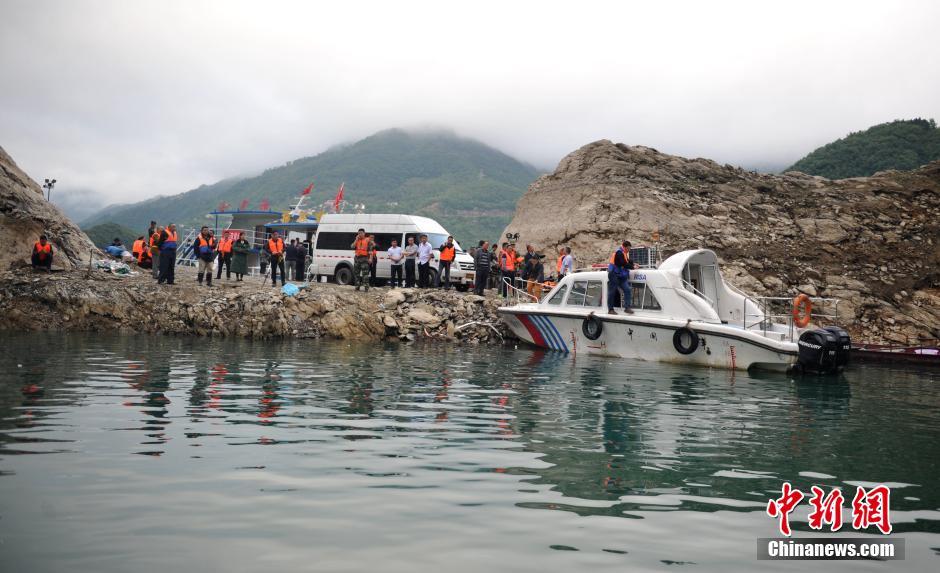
787 118 940 179
82 129 541 243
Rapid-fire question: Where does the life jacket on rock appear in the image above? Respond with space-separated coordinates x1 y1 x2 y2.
354 237 370 257
268 238 285 255
439 244 456 262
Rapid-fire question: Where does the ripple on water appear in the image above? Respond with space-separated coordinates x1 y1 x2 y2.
0 333 938 572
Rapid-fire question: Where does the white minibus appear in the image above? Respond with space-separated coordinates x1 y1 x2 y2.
312 214 476 288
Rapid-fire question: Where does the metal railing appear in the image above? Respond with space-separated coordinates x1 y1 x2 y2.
680 278 715 307
741 295 842 342
501 277 539 304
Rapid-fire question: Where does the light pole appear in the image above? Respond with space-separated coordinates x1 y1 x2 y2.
43 178 56 201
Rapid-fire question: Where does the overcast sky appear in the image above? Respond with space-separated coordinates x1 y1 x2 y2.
2 0 939 212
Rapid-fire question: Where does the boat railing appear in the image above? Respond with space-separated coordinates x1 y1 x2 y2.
680 278 715 307
741 295 842 342
502 277 539 304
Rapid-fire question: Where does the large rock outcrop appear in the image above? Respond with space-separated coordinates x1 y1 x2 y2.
504 140 940 343
0 146 98 270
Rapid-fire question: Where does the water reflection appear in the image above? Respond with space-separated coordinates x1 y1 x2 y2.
0 333 938 571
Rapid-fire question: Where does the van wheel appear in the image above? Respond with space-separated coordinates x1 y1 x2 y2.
673 327 699 355
334 265 353 286
428 268 439 287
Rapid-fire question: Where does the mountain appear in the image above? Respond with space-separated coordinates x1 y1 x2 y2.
82 129 541 243
83 222 143 249
786 118 940 179
0 145 98 270
504 139 940 344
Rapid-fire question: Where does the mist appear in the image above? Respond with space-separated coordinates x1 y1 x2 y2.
1 0 938 211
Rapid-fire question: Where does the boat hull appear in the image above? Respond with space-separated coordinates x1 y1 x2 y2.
499 308 798 372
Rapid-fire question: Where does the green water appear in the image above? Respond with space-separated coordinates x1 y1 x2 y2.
0 333 937 572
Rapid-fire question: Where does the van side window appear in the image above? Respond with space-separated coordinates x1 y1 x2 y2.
316 232 359 250
584 281 603 307
567 281 588 306
371 233 403 250
547 284 568 305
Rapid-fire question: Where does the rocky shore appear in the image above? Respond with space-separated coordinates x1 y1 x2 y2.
0 265 514 344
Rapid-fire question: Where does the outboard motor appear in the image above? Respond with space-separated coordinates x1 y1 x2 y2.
824 326 852 369
797 328 840 374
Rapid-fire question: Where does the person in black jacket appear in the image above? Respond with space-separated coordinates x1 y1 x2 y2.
473 240 491 295
285 239 298 281
295 241 307 282
608 240 636 314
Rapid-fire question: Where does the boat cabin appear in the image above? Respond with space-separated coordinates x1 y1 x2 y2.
538 249 765 326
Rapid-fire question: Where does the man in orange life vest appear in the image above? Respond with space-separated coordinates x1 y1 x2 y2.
149 225 162 279
156 224 179 285
608 240 636 315
131 236 145 260
350 228 372 291
266 231 287 287
498 242 517 298
437 235 456 289
194 226 217 286
32 235 54 271
216 233 233 280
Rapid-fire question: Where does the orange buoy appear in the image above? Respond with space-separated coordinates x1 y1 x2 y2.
792 294 813 328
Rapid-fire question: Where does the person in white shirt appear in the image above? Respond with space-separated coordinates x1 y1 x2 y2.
416 234 435 288
560 246 574 279
387 239 404 288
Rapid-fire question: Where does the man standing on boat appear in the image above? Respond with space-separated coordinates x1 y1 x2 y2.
608 240 636 315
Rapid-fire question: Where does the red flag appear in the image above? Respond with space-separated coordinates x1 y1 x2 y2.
333 182 345 211
218 201 230 212
260 199 270 211
301 182 314 196
239 199 249 210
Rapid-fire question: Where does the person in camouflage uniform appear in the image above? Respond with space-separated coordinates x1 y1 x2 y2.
350 228 373 291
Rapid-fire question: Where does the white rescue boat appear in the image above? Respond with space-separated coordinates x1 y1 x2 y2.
498 249 851 373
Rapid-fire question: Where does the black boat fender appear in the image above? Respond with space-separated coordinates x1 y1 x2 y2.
673 327 700 355
582 313 603 340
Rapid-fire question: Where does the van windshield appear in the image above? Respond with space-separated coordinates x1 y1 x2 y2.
405 233 463 252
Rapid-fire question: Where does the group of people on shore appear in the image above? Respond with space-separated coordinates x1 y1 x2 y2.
350 229 451 291
30 220 636 312
349 228 579 300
